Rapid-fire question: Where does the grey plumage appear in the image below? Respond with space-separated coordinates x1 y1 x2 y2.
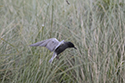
29 38 64 51
30 38 64 63
29 38 76 63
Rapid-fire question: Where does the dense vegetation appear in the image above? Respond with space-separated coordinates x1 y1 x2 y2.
0 0 125 83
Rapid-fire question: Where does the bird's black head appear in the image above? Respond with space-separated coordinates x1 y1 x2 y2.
66 42 77 49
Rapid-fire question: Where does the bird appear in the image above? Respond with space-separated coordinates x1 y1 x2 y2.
29 38 77 63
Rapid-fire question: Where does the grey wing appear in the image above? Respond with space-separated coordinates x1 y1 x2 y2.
29 39 49 46
29 38 59 51
29 40 47 46
45 38 59 51
49 52 57 63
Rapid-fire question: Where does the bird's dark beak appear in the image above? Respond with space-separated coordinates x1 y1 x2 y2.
74 47 77 49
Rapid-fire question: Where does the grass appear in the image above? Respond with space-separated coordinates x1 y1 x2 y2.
0 0 125 83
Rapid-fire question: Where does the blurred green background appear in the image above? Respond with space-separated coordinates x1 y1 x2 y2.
0 0 125 83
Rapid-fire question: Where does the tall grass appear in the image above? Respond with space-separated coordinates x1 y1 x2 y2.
0 0 125 83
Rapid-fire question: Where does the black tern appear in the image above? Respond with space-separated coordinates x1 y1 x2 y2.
29 38 76 63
